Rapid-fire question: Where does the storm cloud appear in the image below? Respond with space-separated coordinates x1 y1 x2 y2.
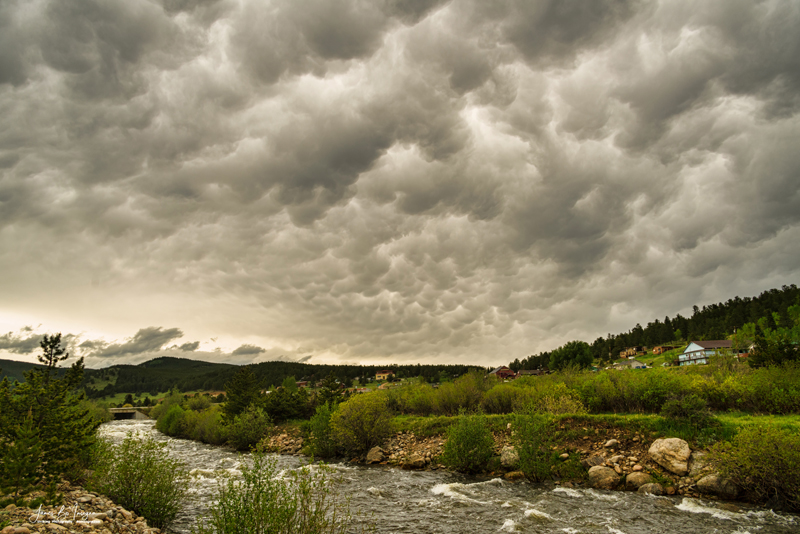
1 0 799 367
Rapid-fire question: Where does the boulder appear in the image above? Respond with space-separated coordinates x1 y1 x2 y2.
403 453 426 469
696 474 738 500
501 446 519 468
588 466 620 490
580 454 605 470
648 438 691 475
366 446 385 464
625 472 653 491
604 439 619 449
638 483 665 496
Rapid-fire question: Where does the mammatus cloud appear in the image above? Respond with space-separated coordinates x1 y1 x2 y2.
0 0 799 367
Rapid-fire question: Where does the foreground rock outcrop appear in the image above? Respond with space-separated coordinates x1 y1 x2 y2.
648 438 691 476
1 482 160 533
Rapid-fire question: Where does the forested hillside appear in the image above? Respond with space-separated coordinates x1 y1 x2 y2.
512 284 800 370
80 358 480 398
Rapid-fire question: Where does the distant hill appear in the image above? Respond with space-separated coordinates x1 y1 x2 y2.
0 359 68 383
82 357 478 398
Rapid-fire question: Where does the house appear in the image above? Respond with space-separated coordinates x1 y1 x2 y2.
620 346 648 359
375 370 395 381
296 381 309 388
488 366 517 380
652 345 677 355
678 341 747 365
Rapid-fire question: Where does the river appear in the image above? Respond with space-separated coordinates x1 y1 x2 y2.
99 420 797 534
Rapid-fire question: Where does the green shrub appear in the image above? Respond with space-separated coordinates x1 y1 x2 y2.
150 388 185 420
89 434 189 530
331 393 393 454
480 385 521 414
440 412 494 474
187 395 212 412
227 405 273 451
660 394 716 428
156 404 188 436
708 426 800 511
307 403 338 458
193 446 369 534
513 415 557 482
180 405 228 445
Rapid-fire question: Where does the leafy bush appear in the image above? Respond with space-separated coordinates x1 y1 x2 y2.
708 426 800 511
227 404 273 451
480 385 522 414
660 394 716 428
307 402 338 458
89 434 189 530
187 394 212 412
513 415 557 482
156 404 188 436
150 388 185 420
193 446 369 534
331 394 393 454
533 384 588 415
184 405 228 445
440 412 494 474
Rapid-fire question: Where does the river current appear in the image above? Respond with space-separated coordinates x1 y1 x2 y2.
99 420 797 534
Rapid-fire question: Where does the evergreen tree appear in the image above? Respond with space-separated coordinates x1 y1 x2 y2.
0 333 99 495
0 411 44 500
222 366 262 423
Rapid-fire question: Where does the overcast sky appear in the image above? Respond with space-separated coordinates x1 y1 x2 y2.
1 0 799 369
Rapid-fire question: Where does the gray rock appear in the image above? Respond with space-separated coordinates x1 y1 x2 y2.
501 446 519 468
604 439 619 448
697 474 738 499
638 483 665 495
609 455 625 464
588 466 620 490
581 454 605 470
648 438 691 476
625 471 653 491
688 451 709 478
366 446 385 464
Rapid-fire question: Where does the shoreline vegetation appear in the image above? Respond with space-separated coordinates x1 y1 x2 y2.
146 358 800 515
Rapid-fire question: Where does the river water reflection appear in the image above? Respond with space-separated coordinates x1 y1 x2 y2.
99 420 797 534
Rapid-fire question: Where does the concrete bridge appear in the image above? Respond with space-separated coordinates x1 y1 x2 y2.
109 407 151 420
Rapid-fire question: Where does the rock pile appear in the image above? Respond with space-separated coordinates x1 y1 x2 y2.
264 431 304 455
1 482 160 533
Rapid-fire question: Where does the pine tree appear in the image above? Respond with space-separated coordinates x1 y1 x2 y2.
0 333 100 493
0 411 44 500
222 366 263 423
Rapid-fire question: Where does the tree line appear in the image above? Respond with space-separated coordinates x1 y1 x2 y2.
510 285 800 371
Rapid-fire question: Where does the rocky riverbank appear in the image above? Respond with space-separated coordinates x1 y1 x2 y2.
1 482 160 534
263 423 741 505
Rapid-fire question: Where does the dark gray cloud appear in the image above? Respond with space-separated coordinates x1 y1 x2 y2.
232 344 266 356
0 330 43 354
1 0 799 366
94 327 184 357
